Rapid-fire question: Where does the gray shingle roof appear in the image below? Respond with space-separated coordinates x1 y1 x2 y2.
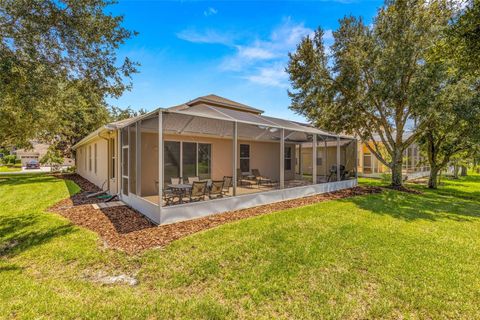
184 94 264 114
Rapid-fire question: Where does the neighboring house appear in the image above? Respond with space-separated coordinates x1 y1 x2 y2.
14 141 75 167
357 133 430 180
14 141 50 166
72 94 358 225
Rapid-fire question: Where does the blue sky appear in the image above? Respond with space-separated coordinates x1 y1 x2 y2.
108 0 383 122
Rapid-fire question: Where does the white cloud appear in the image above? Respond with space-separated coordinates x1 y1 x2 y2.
245 65 289 88
203 7 218 16
177 18 321 88
176 29 232 45
237 45 276 60
220 18 314 74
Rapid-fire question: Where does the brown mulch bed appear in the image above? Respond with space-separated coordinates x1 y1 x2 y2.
49 174 382 253
49 173 106 210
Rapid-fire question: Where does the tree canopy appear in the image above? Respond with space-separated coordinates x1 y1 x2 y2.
416 0 480 188
287 0 453 186
0 0 138 148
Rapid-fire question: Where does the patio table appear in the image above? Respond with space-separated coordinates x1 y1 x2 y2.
168 184 192 204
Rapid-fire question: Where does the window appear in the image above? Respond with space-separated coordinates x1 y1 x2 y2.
88 145 92 171
363 153 372 174
240 144 250 173
198 143 211 179
164 141 212 184
84 147 87 170
284 146 292 171
110 138 116 179
94 143 97 174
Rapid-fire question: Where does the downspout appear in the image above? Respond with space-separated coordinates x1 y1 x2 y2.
98 130 112 192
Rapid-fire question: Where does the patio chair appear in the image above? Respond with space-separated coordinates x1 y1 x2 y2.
209 180 224 199
171 177 182 185
237 168 257 188
163 188 179 206
222 176 233 195
187 181 207 202
252 169 272 186
188 176 200 184
327 165 345 182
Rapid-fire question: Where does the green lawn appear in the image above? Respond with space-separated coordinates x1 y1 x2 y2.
1 174 480 319
0 165 21 172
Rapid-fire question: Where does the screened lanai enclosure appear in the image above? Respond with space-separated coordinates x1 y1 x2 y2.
115 102 357 225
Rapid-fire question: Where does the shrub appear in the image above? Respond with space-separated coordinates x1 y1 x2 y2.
3 155 17 165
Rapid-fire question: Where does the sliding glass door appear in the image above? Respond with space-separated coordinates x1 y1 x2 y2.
198 143 211 179
182 142 197 179
164 141 180 186
163 141 212 185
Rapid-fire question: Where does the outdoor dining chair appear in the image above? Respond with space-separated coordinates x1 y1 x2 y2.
188 176 200 184
327 165 345 182
171 177 182 185
163 188 179 206
209 180 224 199
222 176 233 195
187 180 207 202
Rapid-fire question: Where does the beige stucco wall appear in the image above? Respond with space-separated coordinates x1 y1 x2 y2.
136 133 296 196
77 130 306 197
162 133 294 181
76 134 115 192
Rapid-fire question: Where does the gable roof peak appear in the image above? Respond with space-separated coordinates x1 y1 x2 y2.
185 94 264 114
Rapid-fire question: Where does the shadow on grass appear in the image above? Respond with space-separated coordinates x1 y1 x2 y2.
0 214 76 258
0 174 57 187
64 179 81 197
349 186 480 222
0 264 23 272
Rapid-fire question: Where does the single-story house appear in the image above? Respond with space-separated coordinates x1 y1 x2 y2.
14 141 75 167
72 95 357 225
357 134 430 180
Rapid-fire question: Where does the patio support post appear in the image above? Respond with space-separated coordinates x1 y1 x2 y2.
136 121 141 196
324 138 328 178
355 138 358 179
336 136 341 181
117 129 121 195
280 128 285 189
232 122 238 196
158 111 163 217
312 135 317 184
299 144 303 180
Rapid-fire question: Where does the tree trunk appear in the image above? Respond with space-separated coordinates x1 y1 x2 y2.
453 164 459 179
460 165 467 176
428 167 439 189
391 155 403 187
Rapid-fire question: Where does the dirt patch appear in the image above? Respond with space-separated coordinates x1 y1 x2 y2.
49 174 382 254
87 272 138 286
